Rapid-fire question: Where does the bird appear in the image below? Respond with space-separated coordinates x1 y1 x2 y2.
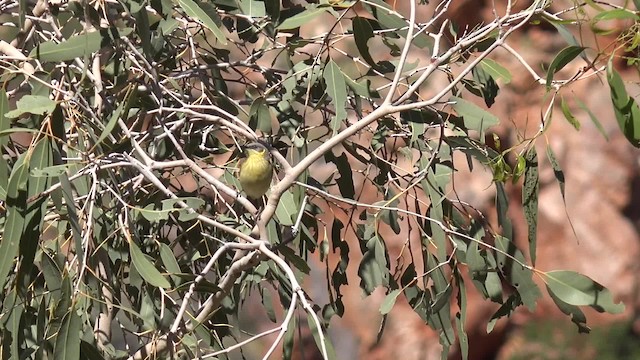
237 142 274 200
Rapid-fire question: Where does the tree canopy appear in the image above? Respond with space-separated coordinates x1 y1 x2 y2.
0 0 638 358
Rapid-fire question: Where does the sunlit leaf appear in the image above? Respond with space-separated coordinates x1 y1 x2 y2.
543 270 625 314
380 289 401 314
4 95 56 118
178 0 228 44
450 96 499 134
480 58 512 84
277 5 328 30
28 31 104 62
545 46 585 89
323 59 348 133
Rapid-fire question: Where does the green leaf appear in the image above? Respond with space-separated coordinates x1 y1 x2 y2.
455 273 469 360
4 95 56 118
130 241 171 288
548 288 591 333
607 59 640 147
522 147 538 266
480 58 512 84
466 241 502 303
249 97 273 133
277 5 328 30
362 0 432 49
159 243 182 286
545 46 585 89
238 0 266 17
323 59 348 134
0 89 9 148
325 150 355 199
546 145 565 202
425 252 455 356
0 157 29 288
495 236 541 310
178 0 228 45
543 270 625 314
357 236 388 294
487 294 520 333
275 190 297 226
307 313 336 360
380 289 401 314
593 9 640 21
279 245 310 274
29 31 104 62
54 306 82 360
450 96 499 134
575 98 609 140
352 16 378 69
560 96 581 130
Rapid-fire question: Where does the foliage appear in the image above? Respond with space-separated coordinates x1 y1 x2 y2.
0 0 637 359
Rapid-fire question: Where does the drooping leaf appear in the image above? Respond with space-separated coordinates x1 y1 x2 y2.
543 270 625 314
607 59 640 147
593 9 640 21
522 147 538 266
54 305 82 360
487 294 521 333
380 289 402 315
352 16 379 69
548 288 591 333
560 96 581 130
575 98 609 140
275 190 297 226
323 59 348 133
0 155 29 288
324 150 355 199
495 236 541 310
249 97 273 133
455 272 469 360
307 313 337 360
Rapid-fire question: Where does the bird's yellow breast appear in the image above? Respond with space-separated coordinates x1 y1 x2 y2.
238 149 273 199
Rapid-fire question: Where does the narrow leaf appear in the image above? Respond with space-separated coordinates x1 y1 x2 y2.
130 241 171 288
522 147 538 266
545 46 586 89
54 306 82 360
323 60 348 133
575 98 609 140
560 97 581 130
178 0 228 44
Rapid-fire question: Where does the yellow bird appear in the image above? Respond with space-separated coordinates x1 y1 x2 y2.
238 142 273 199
